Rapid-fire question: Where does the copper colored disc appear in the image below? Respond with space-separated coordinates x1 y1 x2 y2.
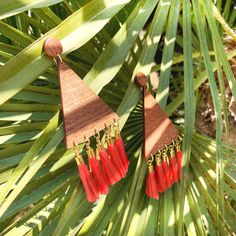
135 72 147 89
43 38 63 58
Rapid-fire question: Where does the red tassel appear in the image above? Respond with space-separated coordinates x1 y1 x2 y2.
115 137 129 174
78 164 99 202
105 124 126 178
169 156 178 184
169 146 178 183
161 149 173 188
176 150 182 180
74 146 99 202
89 156 109 195
155 155 167 192
146 162 159 199
113 122 129 175
98 148 122 185
107 143 126 178
95 132 122 185
162 160 172 188
85 139 109 195
73 147 100 203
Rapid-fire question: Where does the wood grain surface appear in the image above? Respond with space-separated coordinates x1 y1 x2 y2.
57 61 118 149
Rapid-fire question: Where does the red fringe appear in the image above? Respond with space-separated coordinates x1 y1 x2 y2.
115 137 129 174
161 160 173 188
89 157 109 194
176 151 182 180
146 168 159 199
78 163 99 202
155 163 167 192
108 143 126 178
169 155 178 183
98 149 122 185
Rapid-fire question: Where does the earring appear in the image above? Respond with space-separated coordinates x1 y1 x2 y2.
135 72 182 199
43 38 129 202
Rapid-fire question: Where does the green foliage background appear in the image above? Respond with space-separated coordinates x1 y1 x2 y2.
0 0 235 235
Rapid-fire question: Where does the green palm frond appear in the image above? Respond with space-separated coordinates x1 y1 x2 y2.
0 0 235 235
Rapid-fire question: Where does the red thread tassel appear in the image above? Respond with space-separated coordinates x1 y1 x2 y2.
161 152 173 188
146 163 159 199
106 124 126 178
176 150 182 180
75 152 99 202
169 147 178 183
95 132 122 185
78 164 99 202
107 143 126 178
85 137 109 194
85 142 109 194
155 155 167 192
89 156 109 195
169 156 178 184
115 137 129 174
98 148 122 185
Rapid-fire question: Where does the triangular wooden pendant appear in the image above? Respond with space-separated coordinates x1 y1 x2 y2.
135 72 179 159
135 72 182 199
58 62 118 149
43 37 118 149
143 89 179 159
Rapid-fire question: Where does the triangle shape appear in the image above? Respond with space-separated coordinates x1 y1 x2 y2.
58 62 118 149
143 90 179 159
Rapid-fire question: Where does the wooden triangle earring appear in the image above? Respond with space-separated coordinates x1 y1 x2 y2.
135 72 182 199
43 38 129 202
